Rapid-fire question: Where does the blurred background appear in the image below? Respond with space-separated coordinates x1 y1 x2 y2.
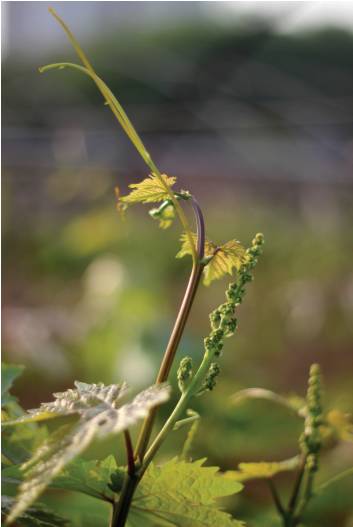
2 2 353 526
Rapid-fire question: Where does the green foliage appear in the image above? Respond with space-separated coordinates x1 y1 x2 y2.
117 174 176 211
128 458 244 526
52 456 120 502
2 423 48 467
1 363 25 406
4 381 170 524
2 365 50 468
2 455 122 502
227 456 301 482
1 497 69 527
177 233 246 285
232 364 353 527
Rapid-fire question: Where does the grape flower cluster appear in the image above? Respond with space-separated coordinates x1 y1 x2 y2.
300 364 323 476
177 233 264 395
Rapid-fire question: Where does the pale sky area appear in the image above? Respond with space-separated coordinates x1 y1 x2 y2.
2 1 353 59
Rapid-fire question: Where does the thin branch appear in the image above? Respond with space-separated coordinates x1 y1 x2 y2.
267 479 286 519
295 467 315 519
287 455 306 516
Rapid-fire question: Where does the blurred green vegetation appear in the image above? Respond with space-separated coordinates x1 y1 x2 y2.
3 189 353 525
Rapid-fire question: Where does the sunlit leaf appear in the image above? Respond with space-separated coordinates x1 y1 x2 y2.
226 456 300 482
5 382 170 524
177 233 245 286
128 458 244 526
117 174 176 213
2 381 129 426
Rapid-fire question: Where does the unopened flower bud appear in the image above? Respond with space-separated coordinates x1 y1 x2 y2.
177 356 193 393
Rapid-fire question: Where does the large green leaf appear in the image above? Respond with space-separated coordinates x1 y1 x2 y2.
128 458 244 526
5 382 170 525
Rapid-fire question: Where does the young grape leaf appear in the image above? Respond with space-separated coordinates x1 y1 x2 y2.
226 456 300 482
116 174 176 214
2 496 68 527
1 363 25 406
128 458 244 526
4 382 170 525
177 233 245 286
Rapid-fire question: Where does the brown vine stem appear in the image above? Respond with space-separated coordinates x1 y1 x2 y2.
134 196 205 462
123 431 135 477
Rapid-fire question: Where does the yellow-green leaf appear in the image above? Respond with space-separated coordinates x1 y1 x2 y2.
225 456 300 482
118 174 176 207
128 458 244 526
177 233 245 286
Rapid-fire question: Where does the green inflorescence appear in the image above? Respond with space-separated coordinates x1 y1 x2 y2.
300 364 323 475
202 362 221 392
207 233 264 359
177 356 193 393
